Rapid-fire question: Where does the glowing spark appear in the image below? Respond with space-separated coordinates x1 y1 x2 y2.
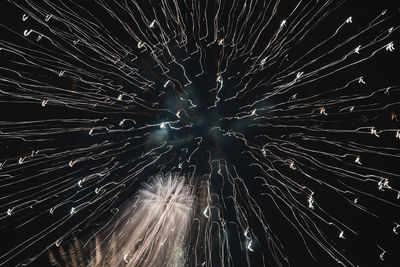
308 193 315 210
203 206 209 218
18 157 25 164
355 156 362 165
370 127 380 137
386 42 395 52
7 208 13 216
45 14 52 22
163 80 170 88
69 159 77 167
70 207 76 215
247 241 254 252
378 178 391 191
23 29 32 36
379 247 386 261
339 231 345 239
394 224 399 235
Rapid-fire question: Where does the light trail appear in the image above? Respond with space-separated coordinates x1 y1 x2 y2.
0 0 399 266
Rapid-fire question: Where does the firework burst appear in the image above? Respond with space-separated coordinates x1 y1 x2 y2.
49 173 196 267
0 0 399 266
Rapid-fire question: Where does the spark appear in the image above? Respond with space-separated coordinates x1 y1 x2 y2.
247 241 254 252
386 42 395 52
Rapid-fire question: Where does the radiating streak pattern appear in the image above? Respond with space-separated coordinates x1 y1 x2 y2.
0 0 399 266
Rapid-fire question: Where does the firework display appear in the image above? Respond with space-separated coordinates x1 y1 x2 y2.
0 0 399 266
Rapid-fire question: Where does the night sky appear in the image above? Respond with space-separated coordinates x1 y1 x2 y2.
1 0 400 266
